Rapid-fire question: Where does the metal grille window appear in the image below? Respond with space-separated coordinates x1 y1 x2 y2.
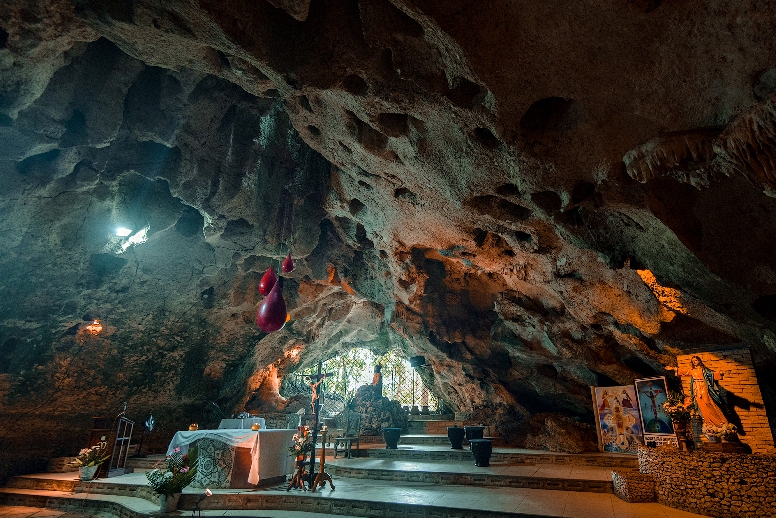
281 348 437 416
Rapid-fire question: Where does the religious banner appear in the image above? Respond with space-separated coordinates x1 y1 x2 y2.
591 385 643 453
634 376 678 447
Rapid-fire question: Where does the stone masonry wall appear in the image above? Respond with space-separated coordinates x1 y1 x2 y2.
638 446 776 517
675 348 775 454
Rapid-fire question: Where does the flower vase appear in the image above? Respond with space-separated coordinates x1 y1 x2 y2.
79 465 99 481
672 421 687 434
159 492 181 513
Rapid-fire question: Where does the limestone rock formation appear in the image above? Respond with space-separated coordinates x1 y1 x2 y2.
1 0 776 477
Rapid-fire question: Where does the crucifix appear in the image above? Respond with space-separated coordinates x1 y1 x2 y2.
304 362 334 488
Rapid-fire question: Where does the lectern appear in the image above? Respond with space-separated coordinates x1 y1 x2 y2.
91 416 134 478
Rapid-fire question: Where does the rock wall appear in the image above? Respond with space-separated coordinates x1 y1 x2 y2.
638 446 776 518
0 0 776 484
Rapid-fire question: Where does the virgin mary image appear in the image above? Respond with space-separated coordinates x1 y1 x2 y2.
667 355 729 427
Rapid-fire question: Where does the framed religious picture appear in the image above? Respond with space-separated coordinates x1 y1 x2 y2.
591 385 643 453
634 376 678 447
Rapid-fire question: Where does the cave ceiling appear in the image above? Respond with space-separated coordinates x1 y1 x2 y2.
1 0 776 461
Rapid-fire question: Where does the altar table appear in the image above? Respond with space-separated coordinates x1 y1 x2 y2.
167 429 295 488
217 417 265 430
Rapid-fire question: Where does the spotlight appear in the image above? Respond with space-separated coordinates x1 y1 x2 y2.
85 319 103 335
116 227 132 237
191 488 212 517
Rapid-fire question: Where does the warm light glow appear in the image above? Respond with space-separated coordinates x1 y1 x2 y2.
85 319 103 335
636 269 687 314
116 227 132 237
286 313 291 322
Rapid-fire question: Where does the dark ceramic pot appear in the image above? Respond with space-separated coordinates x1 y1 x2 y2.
464 425 485 446
383 427 402 449
469 439 493 467
447 426 465 449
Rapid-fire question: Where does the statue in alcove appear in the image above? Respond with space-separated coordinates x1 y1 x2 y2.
371 364 383 399
666 355 731 430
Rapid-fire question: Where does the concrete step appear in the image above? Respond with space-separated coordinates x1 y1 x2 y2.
406 414 455 421
0 477 561 518
363 446 639 468
326 459 614 493
399 433 505 446
125 456 163 471
406 421 501 436
0 488 152 518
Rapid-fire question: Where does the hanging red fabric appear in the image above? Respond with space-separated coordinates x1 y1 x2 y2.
256 277 287 333
282 252 294 273
258 265 277 295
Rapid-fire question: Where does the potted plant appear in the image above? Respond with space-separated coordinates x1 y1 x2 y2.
73 444 110 481
146 446 198 512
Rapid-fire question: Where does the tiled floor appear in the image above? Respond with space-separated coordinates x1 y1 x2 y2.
2 468 710 518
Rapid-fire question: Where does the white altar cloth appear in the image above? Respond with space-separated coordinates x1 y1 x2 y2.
167 429 295 485
217 417 266 430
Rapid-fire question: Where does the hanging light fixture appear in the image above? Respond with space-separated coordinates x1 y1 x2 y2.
256 277 287 333
85 319 103 335
258 265 277 295
282 252 294 273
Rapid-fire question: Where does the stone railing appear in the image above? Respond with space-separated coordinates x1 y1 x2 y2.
637 446 776 517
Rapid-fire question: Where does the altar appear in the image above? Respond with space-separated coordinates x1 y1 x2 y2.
167 429 295 488
217 417 265 429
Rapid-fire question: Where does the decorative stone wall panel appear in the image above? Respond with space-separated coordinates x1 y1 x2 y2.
638 446 776 517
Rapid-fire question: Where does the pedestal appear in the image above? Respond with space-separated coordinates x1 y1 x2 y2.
383 427 402 449
464 425 485 447
469 439 492 467
447 426 465 449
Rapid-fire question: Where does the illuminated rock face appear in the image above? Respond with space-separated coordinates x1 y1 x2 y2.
1 1 776 476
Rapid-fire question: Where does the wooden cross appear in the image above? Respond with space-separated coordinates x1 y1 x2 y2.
306 362 333 485
310 428 335 491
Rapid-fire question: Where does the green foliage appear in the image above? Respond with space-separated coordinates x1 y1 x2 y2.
73 444 110 467
146 446 198 495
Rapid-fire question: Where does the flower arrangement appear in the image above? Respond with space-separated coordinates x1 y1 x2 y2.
73 444 110 467
662 391 695 423
288 426 313 458
703 423 737 441
146 447 198 495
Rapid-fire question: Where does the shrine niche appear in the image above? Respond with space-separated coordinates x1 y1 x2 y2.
670 348 775 454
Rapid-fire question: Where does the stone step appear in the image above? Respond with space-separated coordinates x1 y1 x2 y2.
364 446 639 468
406 421 500 436
326 461 614 493
0 478 561 518
0 489 151 518
6 475 158 502
398 434 505 447
125 456 162 470
406 414 455 421
5 476 78 492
